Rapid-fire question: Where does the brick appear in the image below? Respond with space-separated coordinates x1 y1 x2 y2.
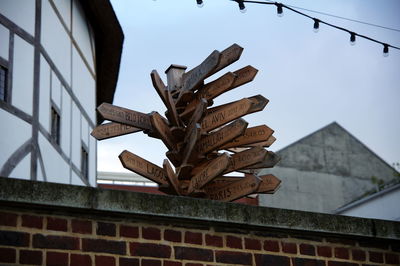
47 217 68 232
317 246 332 257
120 257 140 266
185 264 203 266
205 234 222 247
226 235 242 249
282 242 297 254
82 238 126 255
142 259 162 266
164 229 182 242
164 261 182 266
292 258 325 266
185 231 203 245
0 230 30 247
0 212 18 226
369 251 383 263
95 255 115 266
0 247 16 263
71 219 92 234
328 262 358 266
143 227 161 240
255 254 290 266
71 254 92 266
300 243 315 256
216 250 252 265
21 214 43 229
130 242 171 258
334 247 349 259
264 240 280 252
174 246 213 262
352 249 366 261
120 225 139 238
20 250 42 265
33 234 79 250
245 238 261 250
386 253 400 265
47 251 68 266
96 222 116 236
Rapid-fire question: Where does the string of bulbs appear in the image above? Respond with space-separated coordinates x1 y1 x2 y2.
195 0 400 57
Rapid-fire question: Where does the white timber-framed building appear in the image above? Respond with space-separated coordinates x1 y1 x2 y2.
0 0 123 186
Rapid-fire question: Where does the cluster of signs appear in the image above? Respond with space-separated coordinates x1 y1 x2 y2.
91 44 281 202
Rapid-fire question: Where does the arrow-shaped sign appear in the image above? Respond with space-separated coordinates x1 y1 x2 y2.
163 159 181 195
223 146 268 174
254 174 281 193
239 151 281 170
220 125 274 149
97 103 153 132
91 122 142 140
119 150 168 185
150 112 177 151
206 95 269 117
213 43 244 73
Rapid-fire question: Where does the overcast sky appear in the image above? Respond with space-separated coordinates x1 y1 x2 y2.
98 0 400 173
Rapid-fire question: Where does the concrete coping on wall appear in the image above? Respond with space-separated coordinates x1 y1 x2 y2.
0 177 399 241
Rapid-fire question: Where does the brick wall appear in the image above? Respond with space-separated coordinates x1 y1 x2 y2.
0 178 399 266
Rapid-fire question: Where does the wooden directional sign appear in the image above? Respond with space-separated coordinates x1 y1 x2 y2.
206 95 268 116
187 153 229 194
185 99 207 143
201 98 252 133
231 65 258 89
241 151 281 170
181 50 221 92
151 70 168 107
206 174 260 202
223 146 267 174
165 89 181 127
220 125 274 149
196 118 248 155
264 135 276 147
97 103 153 132
91 122 141 140
163 159 181 195
213 43 244 73
119 150 168 185
255 174 281 193
150 112 177 150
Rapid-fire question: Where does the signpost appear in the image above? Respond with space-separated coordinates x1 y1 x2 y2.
92 44 281 202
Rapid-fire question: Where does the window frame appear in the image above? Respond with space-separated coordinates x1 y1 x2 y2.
50 104 61 146
81 143 89 181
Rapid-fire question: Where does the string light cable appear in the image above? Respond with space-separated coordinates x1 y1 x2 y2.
197 0 400 57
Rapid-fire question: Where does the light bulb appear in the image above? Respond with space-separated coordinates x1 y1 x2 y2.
276 3 283 17
350 32 356 46
383 44 389 57
238 1 246 13
240 7 247 13
196 0 204 8
313 19 319 33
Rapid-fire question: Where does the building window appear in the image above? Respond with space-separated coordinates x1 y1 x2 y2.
51 106 60 145
0 65 7 102
81 146 89 180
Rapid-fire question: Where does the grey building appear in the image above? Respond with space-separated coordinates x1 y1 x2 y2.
259 122 398 213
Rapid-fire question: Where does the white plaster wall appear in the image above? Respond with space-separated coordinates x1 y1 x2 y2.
61 88 71 156
72 0 94 72
41 0 71 86
52 0 71 31
72 47 96 124
71 171 85 186
0 0 35 35
89 133 96 186
81 115 89 147
0 24 9 60
38 133 70 184
0 107 31 170
71 102 81 168
51 71 61 109
39 55 51 132
12 35 34 115
9 154 31 180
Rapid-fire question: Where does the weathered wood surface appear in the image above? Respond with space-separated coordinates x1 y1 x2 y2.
185 99 207 143
254 174 281 193
178 124 201 178
119 150 168 185
240 151 281 170
227 135 276 153
150 70 168 107
163 159 181 195
206 174 260 202
220 125 274 149
231 65 258 89
150 112 177 150
91 122 141 140
213 43 243 73
201 98 252 133
223 146 267 174
165 89 181 127
195 118 248 155
97 103 153 132
206 95 268 116
187 153 230 194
